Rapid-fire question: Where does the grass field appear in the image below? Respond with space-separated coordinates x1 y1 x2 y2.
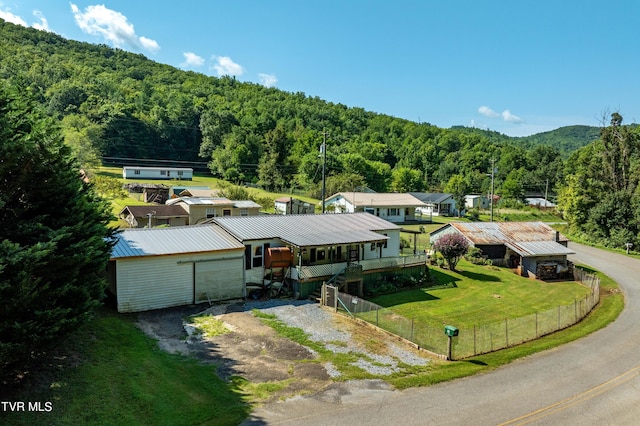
370 260 591 328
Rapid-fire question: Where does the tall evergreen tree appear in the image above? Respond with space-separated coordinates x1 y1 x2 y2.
0 82 116 378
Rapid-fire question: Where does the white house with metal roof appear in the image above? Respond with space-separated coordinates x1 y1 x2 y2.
211 213 427 298
322 192 427 223
107 225 245 312
430 221 574 280
409 192 457 217
122 166 193 180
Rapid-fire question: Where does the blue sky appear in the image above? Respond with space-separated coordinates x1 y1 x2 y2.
1 1 639 136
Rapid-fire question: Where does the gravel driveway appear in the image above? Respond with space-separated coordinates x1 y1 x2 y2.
137 298 432 403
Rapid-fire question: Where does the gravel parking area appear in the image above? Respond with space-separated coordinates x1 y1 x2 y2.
137 298 432 402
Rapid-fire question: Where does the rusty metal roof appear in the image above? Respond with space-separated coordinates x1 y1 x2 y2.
442 221 567 245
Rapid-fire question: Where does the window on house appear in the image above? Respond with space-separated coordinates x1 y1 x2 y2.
317 250 326 261
388 208 399 216
240 208 248 216
383 234 388 248
177 170 183 176
134 169 140 175
160 170 167 176
223 209 231 216
253 246 263 267
206 208 216 218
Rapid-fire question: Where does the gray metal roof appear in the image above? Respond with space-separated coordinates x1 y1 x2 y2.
212 213 399 247
409 192 454 204
326 192 427 207
505 241 575 257
232 200 263 209
110 225 244 259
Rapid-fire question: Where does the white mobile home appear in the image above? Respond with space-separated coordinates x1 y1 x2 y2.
107 225 245 312
122 166 193 180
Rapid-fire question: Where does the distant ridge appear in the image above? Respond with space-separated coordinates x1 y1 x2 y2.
450 125 601 157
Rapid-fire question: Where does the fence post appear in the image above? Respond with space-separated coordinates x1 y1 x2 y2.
376 307 379 327
410 318 414 341
505 318 509 347
473 324 477 356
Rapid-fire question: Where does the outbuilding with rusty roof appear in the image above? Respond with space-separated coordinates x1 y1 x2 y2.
430 221 574 280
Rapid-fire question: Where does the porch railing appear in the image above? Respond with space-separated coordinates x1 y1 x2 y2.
291 253 427 281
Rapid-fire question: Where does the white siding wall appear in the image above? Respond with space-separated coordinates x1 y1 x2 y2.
361 230 401 260
195 257 244 302
115 250 243 313
122 167 193 180
116 256 193 313
429 225 458 245
244 239 283 284
328 196 354 213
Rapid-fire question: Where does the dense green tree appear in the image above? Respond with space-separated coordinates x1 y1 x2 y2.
0 83 115 377
444 174 467 217
557 113 640 248
501 168 527 203
391 167 425 192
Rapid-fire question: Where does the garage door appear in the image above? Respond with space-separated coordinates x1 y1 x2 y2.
194 257 244 302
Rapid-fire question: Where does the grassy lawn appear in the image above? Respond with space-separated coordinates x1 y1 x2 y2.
370 260 592 328
1 310 249 426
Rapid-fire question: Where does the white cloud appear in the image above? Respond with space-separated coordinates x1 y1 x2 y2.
32 10 49 31
70 3 159 53
212 56 245 77
258 73 278 88
0 7 50 31
478 105 500 118
139 36 159 52
0 9 28 26
478 105 523 124
501 109 523 123
181 52 205 68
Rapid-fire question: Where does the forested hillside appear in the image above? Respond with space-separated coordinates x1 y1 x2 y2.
0 19 593 199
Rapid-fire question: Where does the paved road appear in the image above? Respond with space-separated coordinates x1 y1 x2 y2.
245 242 640 425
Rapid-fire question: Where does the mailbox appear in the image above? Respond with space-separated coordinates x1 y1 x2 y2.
444 325 459 337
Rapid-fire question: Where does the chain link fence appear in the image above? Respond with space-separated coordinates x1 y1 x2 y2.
323 268 600 359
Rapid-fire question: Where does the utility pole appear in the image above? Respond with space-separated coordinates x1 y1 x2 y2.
544 179 549 208
321 131 327 214
490 158 495 222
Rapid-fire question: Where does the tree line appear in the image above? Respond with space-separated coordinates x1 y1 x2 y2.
0 18 590 204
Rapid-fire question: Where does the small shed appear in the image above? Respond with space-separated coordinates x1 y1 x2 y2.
107 225 245 312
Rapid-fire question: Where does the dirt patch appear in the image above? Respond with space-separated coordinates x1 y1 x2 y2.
135 301 434 403
136 303 332 401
